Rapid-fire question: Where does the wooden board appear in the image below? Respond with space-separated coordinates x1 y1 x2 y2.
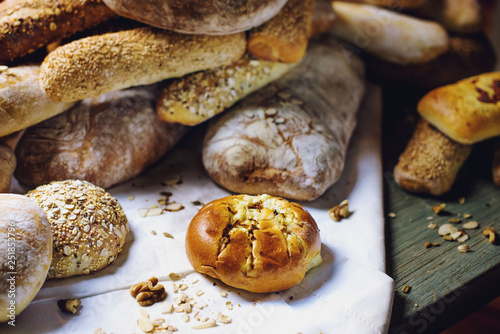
382 84 500 334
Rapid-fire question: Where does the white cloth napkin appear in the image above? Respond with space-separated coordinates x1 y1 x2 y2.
1 85 394 334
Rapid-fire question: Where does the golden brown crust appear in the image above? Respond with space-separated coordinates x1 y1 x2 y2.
40 27 247 102
418 72 500 144
15 87 186 189
365 33 496 89
394 119 472 196
248 0 314 63
0 140 15 192
0 0 116 64
26 180 129 279
0 194 52 322
102 0 288 35
185 194 321 293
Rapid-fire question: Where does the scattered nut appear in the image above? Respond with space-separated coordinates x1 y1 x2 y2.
432 203 446 214
191 319 217 329
463 213 472 219
137 318 154 333
457 233 469 243
402 285 411 294
428 223 437 230
169 273 181 281
216 312 232 324
130 277 167 306
458 245 470 253
160 302 174 314
443 235 454 241
424 242 433 249
57 299 81 314
448 218 462 224
462 221 479 230
329 200 350 221
438 224 458 236
139 308 150 319
483 227 497 244
450 231 463 240
163 202 184 212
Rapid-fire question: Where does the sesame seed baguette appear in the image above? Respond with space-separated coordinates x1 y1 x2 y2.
157 55 296 126
394 119 472 196
0 65 75 137
248 0 314 63
0 140 15 193
0 0 116 64
40 28 247 102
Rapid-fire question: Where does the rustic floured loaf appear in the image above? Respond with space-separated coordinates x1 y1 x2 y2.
185 194 322 293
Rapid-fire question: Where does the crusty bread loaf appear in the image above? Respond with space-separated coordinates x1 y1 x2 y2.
15 87 186 189
248 0 314 63
493 142 500 186
0 65 75 137
0 194 52 322
185 194 322 293
341 0 429 8
417 72 500 144
157 55 295 126
102 0 288 35
413 0 482 33
203 38 366 201
330 2 449 65
40 27 246 102
394 119 472 196
0 140 15 192
365 33 496 89
26 180 129 279
0 0 116 63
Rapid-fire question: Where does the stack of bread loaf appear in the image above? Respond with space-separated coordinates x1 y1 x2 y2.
0 0 498 324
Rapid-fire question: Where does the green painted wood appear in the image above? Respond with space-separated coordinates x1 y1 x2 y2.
381 85 500 334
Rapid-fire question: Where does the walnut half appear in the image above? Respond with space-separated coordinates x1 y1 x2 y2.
130 277 167 306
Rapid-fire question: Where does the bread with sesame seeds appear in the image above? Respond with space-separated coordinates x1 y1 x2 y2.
0 194 52 322
26 180 129 279
39 27 247 102
393 119 472 196
248 0 314 64
0 0 116 64
15 87 187 189
102 0 288 35
157 54 295 126
185 194 322 293
0 65 75 137
0 140 15 193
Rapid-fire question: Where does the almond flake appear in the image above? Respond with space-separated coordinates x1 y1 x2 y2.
458 245 469 253
160 303 174 314
191 319 216 329
462 221 479 230
450 231 463 240
151 318 165 326
137 318 154 333
463 213 471 219
139 308 150 319
428 223 437 229
448 218 461 224
457 233 469 243
169 273 181 281
164 202 184 212
432 203 446 214
438 224 458 236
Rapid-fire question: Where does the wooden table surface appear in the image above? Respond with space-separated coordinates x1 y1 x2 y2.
382 85 500 334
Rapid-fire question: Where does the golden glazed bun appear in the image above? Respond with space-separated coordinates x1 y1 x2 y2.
185 194 322 293
0 194 52 323
26 180 129 279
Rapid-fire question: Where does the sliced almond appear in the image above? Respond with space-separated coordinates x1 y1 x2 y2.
428 223 437 230
164 202 184 212
448 218 462 224
191 319 217 329
139 308 150 319
432 203 446 214
463 213 472 219
457 233 469 243
458 245 469 253
137 318 154 333
443 235 454 241
462 221 479 230
450 231 463 240
160 303 174 314
438 224 458 236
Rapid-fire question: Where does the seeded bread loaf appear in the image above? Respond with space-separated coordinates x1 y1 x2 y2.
0 140 15 193
185 194 322 293
40 27 246 102
0 194 52 322
394 119 472 196
417 72 500 144
0 0 115 64
0 65 75 137
248 0 314 63
15 87 187 189
26 180 129 279
102 0 288 35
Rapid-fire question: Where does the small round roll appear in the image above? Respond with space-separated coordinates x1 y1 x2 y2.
185 194 322 293
0 194 52 323
26 180 129 279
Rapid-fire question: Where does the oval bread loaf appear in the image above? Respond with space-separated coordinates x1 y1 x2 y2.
185 194 322 293
0 194 52 322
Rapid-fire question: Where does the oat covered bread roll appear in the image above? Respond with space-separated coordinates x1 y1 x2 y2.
102 0 287 35
330 2 449 65
157 55 295 126
15 87 186 189
0 140 15 193
0 65 75 137
394 119 472 196
185 194 322 293
0 0 116 63
365 33 496 89
40 28 246 102
203 38 365 201
26 180 129 279
418 72 500 144
0 194 52 322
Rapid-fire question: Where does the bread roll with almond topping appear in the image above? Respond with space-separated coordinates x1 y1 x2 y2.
185 194 322 293
40 27 247 102
0 194 52 322
26 180 129 279
0 140 15 193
